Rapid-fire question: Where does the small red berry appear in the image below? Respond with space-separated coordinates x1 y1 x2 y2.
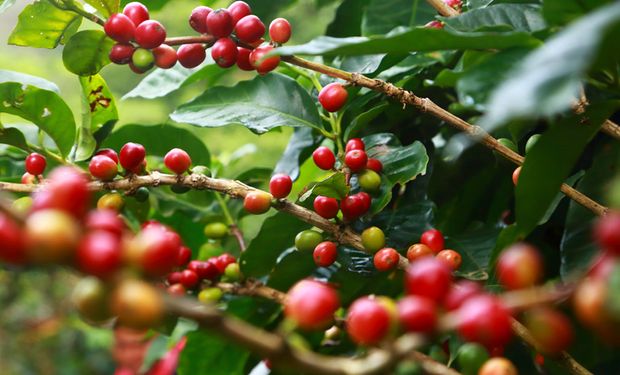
135 20 166 49
457 294 513 348
284 279 340 330
243 191 272 214
444 0 463 10
235 15 265 44
479 358 517 375
167 283 186 296
318 83 348 112
119 142 146 171
249 45 280 75
420 228 444 253
357 192 372 212
313 241 337 267
346 297 391 345
123 2 149 26
313 196 339 219
443 280 483 311
312 146 336 170
345 138 365 152
496 242 543 290
512 166 521 186
177 43 206 68
0 213 26 265
236 47 254 71
340 193 369 221
188 260 220 280
180 269 199 288
33 167 90 218
374 248 400 271
164 148 191 175
425 20 444 29
405 257 452 302
213 253 236 274
77 230 122 279
594 212 620 254
189 6 212 34
269 173 292 199
366 158 383 173
398 295 437 334
104 13 136 43
167 271 182 285
89 155 118 181
109 43 135 64
25 152 46 175
85 209 125 238
21 172 36 184
436 249 462 270
228 1 252 25
344 149 368 172
524 307 573 354
269 18 292 44
211 37 238 68
406 243 434 262
152 44 177 69
207 9 234 38
176 246 191 267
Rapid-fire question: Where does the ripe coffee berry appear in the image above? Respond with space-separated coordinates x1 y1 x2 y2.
366 158 383 173
96 148 118 164
236 47 254 71
425 20 444 29
249 45 280 75
104 14 136 43
109 43 135 64
207 9 234 38
244 191 272 214
361 226 385 253
457 294 512 348
496 242 543 290
177 43 206 68
443 280 483 311
25 209 81 263
374 248 400 271
188 260 219 280
123 2 149 26
213 253 237 274
179 269 199 288
89 155 118 181
0 213 26 265
345 138 365 152
397 295 437 334
164 148 191 174
345 150 368 172
228 1 252 25
153 44 177 69
269 18 292 44
406 243 433 262
346 297 391 345
420 228 444 253
512 166 521 185
313 241 337 267
405 257 452 302
312 146 336 170
235 15 265 44
318 83 348 112
341 193 369 220
595 212 620 254
126 225 180 277
85 210 125 238
524 307 573 354
34 166 91 217
269 173 292 198
21 172 36 184
119 142 146 171
211 37 238 68
189 6 211 34
436 249 462 270
25 152 46 175
167 283 186 296
444 0 463 10
77 230 122 279
176 246 192 267
313 195 339 219
135 20 166 49
284 279 340 330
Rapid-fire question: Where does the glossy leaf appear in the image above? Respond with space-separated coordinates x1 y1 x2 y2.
446 226 501 280
84 0 119 17
326 0 369 37
8 1 81 48
370 200 435 250
442 4 546 33
543 0 610 26
0 127 29 151
274 127 321 180
267 248 316 291
62 30 114 76
171 74 322 134
364 133 429 186
0 70 59 93
362 0 435 36
299 172 349 202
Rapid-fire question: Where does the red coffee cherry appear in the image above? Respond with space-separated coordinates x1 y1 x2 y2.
406 243 433 262
496 242 543 290
397 295 437 334
167 271 182 285
312 146 336 170
318 83 348 112
88 155 118 181
85 209 125 238
95 148 119 164
457 294 513 348
479 358 517 375
236 47 254 71
269 173 293 199
164 148 191 175
346 296 391 345
104 13 136 43
366 158 383 173
189 6 212 34
357 192 372 212
123 2 149 26
176 246 192 267
313 241 337 267
135 20 166 49
207 9 234 38
21 172 36 184
213 253 236 274
249 45 280 75
425 20 444 29
235 15 265 44
344 149 367 172
524 307 573 354
211 37 238 68
167 283 186 296
512 166 521 186
443 280 483 311
177 43 206 68
152 44 177 69
33 167 91 218
0 213 26 265
119 142 146 171
445 0 463 10
374 248 400 271
345 138 365 152
243 191 272 214
269 18 292 44
405 257 452 302
127 225 180 277
77 230 122 279
313 196 339 219
284 279 340 330
420 228 444 253
25 152 46 175
228 1 252 25
179 269 199 288
436 249 462 270
188 260 220 280
109 43 135 64
595 212 620 254
341 193 369 221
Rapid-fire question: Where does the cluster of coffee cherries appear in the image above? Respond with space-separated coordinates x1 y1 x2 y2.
405 229 462 270
104 1 292 75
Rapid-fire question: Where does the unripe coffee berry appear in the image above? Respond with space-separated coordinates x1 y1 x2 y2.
345 138 365 152
207 9 234 38
119 142 146 171
152 44 177 69
523 307 573 354
366 158 383 173
313 195 339 219
346 297 391 345
374 248 400 271
224 262 241 281
204 222 228 239
496 242 543 290
104 14 135 43
189 6 211 34
228 1 252 25
211 37 238 68
345 150 368 172
243 191 272 214
318 83 348 112
436 249 462 270
21 172 36 184
89 155 118 181
405 257 452 302
97 193 124 212
177 43 206 68
269 173 292 198
235 15 265 44
132 48 154 70
123 2 149 26
406 243 433 262
361 226 385 253
284 279 339 330
25 152 46 175
164 148 191 174
199 287 223 303
420 228 444 253
269 18 292 44
135 20 166 49
358 169 381 192
249 45 280 75
110 43 135 64
295 229 323 252
312 146 336 170
313 241 337 267
111 279 163 329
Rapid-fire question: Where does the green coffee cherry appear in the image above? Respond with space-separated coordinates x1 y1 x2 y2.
198 287 223 303
361 226 385 253
171 184 190 194
497 138 518 153
204 222 229 239
133 187 150 202
199 242 224 259
224 263 241 281
525 134 541 155
294 230 323 252
132 48 154 70
457 343 489 375
358 169 381 193
428 345 448 364
12 196 33 214
395 360 423 375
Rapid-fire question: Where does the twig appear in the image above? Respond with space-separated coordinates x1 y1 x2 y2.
501 283 575 311
426 0 459 17
229 225 247 252
215 280 286 303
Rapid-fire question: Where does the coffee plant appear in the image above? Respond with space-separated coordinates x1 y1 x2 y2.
0 0 619 374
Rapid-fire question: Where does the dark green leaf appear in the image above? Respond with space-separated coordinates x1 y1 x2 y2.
178 332 249 375
371 199 435 250
442 4 546 33
0 83 76 156
344 103 388 139
0 127 29 151
274 127 321 180
8 1 81 48
84 0 119 17
63 30 114 76
362 0 435 36
0 70 60 93
326 0 369 37
120 0 167 11
267 248 316 291
543 0 610 26
171 74 322 134
299 172 349 202
447 226 501 280
245 0 297 20
364 133 429 186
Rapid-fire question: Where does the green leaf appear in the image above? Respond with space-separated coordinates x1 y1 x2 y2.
326 0 369 37
344 103 389 139
0 0 16 14
0 83 76 156
8 1 81 49
481 2 620 130
515 103 616 237
245 0 297 20
371 199 435 250
299 172 349 202
102 124 211 166
267 248 316 291
84 0 119 17
275 27 540 56
178 331 249 375
171 74 322 134
63 30 114 76
447 226 501 280
364 133 429 186
362 0 435 36
274 127 321 180
442 4 546 33
0 127 29 151
0 70 60 93
542 0 610 26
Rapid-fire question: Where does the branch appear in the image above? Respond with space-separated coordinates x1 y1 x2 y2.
425 0 460 17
